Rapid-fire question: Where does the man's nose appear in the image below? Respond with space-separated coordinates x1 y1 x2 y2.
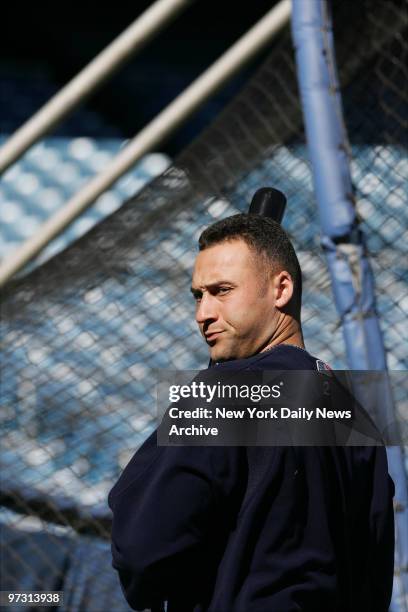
195 293 218 325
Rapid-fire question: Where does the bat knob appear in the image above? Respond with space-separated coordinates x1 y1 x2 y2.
249 188 287 224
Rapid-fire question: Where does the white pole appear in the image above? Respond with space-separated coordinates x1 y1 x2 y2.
0 0 193 175
0 0 291 288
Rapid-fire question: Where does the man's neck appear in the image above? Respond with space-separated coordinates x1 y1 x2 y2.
260 329 305 354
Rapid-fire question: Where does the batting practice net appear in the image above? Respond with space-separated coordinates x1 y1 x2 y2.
1 0 407 609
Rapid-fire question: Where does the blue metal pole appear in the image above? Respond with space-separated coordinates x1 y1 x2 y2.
291 1 408 609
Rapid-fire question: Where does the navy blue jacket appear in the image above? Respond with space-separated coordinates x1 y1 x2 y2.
108 345 395 611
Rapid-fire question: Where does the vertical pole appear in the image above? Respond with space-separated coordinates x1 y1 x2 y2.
291 1 408 609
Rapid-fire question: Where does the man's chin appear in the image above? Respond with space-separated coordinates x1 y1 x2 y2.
209 346 236 363
207 336 245 362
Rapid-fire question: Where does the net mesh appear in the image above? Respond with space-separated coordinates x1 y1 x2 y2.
1 0 407 607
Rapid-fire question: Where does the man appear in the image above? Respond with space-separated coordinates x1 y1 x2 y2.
108 214 395 611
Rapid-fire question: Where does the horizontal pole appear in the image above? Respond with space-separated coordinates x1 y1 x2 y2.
0 0 291 288
0 0 193 175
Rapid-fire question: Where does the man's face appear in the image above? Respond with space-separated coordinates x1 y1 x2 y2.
191 239 280 362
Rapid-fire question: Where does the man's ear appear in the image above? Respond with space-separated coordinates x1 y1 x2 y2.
273 270 294 309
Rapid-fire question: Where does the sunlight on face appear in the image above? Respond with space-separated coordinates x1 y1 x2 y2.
191 239 279 362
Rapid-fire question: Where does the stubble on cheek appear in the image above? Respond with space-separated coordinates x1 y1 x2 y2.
209 332 235 361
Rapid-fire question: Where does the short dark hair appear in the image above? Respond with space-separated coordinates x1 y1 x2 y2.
198 214 302 316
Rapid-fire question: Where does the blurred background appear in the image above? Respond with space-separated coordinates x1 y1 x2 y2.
0 0 407 610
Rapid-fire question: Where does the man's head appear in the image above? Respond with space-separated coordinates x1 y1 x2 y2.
191 214 302 362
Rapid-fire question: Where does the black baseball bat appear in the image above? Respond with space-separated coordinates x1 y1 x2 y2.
248 187 287 224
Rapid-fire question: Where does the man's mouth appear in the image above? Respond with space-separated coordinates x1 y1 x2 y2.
205 331 223 342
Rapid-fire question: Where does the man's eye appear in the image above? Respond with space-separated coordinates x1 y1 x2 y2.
217 287 230 294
